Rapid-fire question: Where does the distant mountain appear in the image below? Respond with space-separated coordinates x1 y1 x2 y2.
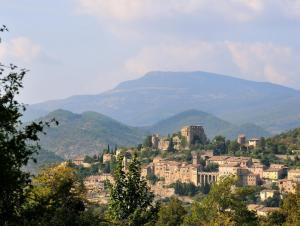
37 110 145 158
148 109 271 140
25 71 300 133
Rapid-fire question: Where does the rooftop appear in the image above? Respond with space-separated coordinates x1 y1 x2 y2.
208 156 230 161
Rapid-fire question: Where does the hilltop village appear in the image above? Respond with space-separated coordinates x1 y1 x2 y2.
71 125 300 217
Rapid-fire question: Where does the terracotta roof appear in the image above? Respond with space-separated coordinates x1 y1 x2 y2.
73 156 85 161
208 156 230 161
289 169 300 173
264 168 282 172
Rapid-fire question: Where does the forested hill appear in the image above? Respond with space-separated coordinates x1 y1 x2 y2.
267 127 300 150
37 110 145 158
148 109 271 139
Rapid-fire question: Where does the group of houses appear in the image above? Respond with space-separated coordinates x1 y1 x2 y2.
71 124 300 215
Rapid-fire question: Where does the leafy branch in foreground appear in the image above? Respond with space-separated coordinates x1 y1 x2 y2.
0 26 57 225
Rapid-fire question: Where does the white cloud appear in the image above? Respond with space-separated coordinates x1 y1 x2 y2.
76 0 266 22
0 37 41 63
125 40 300 87
77 0 300 24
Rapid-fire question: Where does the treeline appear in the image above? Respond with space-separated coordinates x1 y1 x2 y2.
171 181 210 196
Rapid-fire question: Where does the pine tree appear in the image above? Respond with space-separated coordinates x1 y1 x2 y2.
107 153 158 225
155 197 186 226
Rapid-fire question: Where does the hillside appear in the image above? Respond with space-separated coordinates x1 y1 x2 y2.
25 71 300 133
37 110 145 158
24 149 64 174
267 127 300 150
148 109 271 139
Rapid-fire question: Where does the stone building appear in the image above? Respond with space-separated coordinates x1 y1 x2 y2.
84 174 112 204
103 153 112 163
158 138 171 151
73 156 85 166
197 172 218 186
248 138 260 148
181 125 207 146
278 179 297 194
226 156 252 167
237 134 246 145
143 158 198 185
172 135 182 150
206 156 251 168
122 151 132 170
260 189 276 201
151 134 160 149
206 155 230 165
191 151 201 166
248 163 265 179
263 168 283 181
287 169 300 182
218 163 258 186
248 204 280 217
149 181 175 198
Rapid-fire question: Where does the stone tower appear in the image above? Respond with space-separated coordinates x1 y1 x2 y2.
237 134 246 145
191 151 200 165
151 134 160 149
181 125 207 146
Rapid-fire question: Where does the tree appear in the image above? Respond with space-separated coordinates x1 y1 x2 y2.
107 153 159 225
228 141 240 155
84 155 95 163
0 26 55 225
183 176 258 226
143 135 152 148
212 136 227 155
277 184 300 225
21 164 87 226
171 181 199 196
155 197 186 226
203 163 219 172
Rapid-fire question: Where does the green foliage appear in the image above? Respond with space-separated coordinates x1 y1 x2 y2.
155 197 186 226
278 185 300 225
0 28 54 225
203 163 219 172
38 110 146 157
146 172 159 185
84 155 96 163
171 181 199 196
227 140 241 155
21 164 87 226
183 176 259 226
263 192 281 207
24 148 63 174
268 127 300 151
107 154 158 225
143 135 153 148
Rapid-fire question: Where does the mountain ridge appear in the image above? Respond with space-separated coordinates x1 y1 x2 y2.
148 109 271 139
38 109 146 158
25 71 300 133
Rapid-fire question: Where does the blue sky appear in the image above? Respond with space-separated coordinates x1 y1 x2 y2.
1 0 300 104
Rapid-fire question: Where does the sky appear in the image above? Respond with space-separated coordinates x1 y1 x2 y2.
1 0 300 104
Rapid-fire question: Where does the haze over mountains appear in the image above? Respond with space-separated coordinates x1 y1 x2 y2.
36 109 270 159
26 71 300 134
38 110 145 158
148 109 270 140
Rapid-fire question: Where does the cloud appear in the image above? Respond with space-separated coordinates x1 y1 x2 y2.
76 0 266 23
0 37 41 63
125 40 300 88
